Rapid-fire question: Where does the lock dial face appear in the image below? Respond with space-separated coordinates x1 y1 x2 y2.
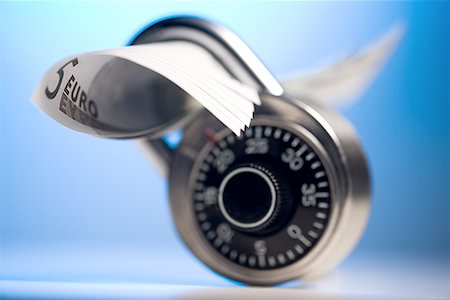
192 124 332 270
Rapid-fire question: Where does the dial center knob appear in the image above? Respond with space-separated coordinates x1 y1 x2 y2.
218 166 277 229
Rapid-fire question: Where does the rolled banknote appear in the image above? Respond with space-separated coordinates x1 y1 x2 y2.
32 41 261 137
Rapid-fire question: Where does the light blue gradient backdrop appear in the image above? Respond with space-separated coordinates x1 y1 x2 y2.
0 2 448 284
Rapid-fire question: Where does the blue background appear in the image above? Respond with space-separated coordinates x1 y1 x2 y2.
0 2 448 285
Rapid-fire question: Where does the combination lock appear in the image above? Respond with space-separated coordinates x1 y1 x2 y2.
34 16 371 285
168 94 369 285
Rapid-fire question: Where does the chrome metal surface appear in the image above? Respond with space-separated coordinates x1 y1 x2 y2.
132 16 283 174
76 16 370 285
131 16 283 96
169 93 370 285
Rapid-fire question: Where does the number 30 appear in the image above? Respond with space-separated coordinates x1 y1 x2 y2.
281 148 304 171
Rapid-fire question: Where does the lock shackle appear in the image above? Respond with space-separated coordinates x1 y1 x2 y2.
133 16 283 176
129 16 283 96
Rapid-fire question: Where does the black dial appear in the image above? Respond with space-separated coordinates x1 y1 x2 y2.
192 125 332 270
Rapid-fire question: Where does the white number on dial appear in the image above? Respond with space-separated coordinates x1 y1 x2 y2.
281 148 304 171
203 187 218 206
213 149 235 173
301 183 317 207
254 240 267 256
287 224 302 240
217 223 234 243
245 138 269 154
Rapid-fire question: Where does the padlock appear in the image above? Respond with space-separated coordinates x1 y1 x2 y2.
34 16 371 285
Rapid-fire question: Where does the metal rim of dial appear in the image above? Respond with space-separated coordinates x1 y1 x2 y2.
169 94 370 285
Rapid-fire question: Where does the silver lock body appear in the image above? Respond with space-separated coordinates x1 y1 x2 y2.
31 16 371 285
168 93 370 285
130 17 370 285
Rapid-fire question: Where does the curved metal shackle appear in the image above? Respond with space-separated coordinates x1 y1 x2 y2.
130 16 284 175
130 16 283 96
126 15 283 140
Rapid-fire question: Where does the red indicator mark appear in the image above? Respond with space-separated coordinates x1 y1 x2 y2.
204 128 219 144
